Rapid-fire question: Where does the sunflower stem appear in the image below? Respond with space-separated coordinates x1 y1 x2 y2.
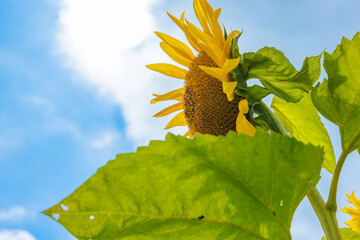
257 100 342 240
326 132 360 212
308 188 342 240
326 148 351 212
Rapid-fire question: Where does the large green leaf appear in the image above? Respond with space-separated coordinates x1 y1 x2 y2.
311 32 360 152
322 228 360 240
44 131 323 240
271 94 336 173
247 47 322 103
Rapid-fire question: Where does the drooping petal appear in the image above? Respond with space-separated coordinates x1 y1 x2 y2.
222 81 237 101
164 111 187 129
154 102 184 117
160 42 193 67
236 100 256 136
155 32 195 60
199 65 228 82
151 88 183 104
223 30 241 59
146 63 188 79
236 114 256 137
184 130 191 138
222 57 240 73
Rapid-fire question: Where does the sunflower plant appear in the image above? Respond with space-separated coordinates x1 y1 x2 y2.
44 1 360 239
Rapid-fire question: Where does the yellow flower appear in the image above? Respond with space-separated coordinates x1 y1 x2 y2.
341 191 360 232
147 0 255 138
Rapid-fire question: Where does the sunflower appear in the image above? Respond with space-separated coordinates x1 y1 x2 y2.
341 191 360 232
146 0 256 138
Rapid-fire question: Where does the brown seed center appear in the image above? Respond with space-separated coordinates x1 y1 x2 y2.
184 51 241 136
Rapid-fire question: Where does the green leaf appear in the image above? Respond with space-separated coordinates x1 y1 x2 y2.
240 52 255 79
246 85 271 105
44 131 323 240
247 47 322 102
271 94 336 173
311 32 360 151
322 228 360 240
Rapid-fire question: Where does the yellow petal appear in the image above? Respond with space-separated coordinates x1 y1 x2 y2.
184 130 191 138
222 57 240 73
160 42 193 67
236 114 256 137
223 30 241 59
151 88 183 104
211 8 225 50
193 0 212 35
165 111 187 129
199 65 228 82
167 12 202 52
342 206 360 217
200 0 214 30
238 99 250 114
222 81 237 101
154 102 183 117
204 0 215 17
345 219 360 232
186 20 214 47
146 63 187 79
197 41 224 67
155 32 195 60
350 192 360 209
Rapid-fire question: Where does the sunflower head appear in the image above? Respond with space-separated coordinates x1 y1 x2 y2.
341 191 360 232
147 0 255 138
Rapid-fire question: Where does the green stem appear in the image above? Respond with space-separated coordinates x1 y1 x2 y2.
308 188 342 240
257 100 342 239
326 149 351 212
326 132 360 212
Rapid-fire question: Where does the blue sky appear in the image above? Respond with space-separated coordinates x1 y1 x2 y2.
0 0 359 239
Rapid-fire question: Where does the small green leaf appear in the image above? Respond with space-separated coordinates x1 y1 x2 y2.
246 85 271 105
311 32 360 151
240 52 255 79
247 47 322 102
322 228 360 240
230 32 242 59
44 131 323 240
271 94 336 173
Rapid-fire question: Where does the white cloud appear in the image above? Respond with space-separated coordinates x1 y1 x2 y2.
0 207 27 221
0 230 36 240
89 131 117 150
56 0 187 146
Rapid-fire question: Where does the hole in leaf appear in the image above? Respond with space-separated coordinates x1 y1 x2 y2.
60 204 69 211
90 215 95 220
52 213 60 221
280 200 284 206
